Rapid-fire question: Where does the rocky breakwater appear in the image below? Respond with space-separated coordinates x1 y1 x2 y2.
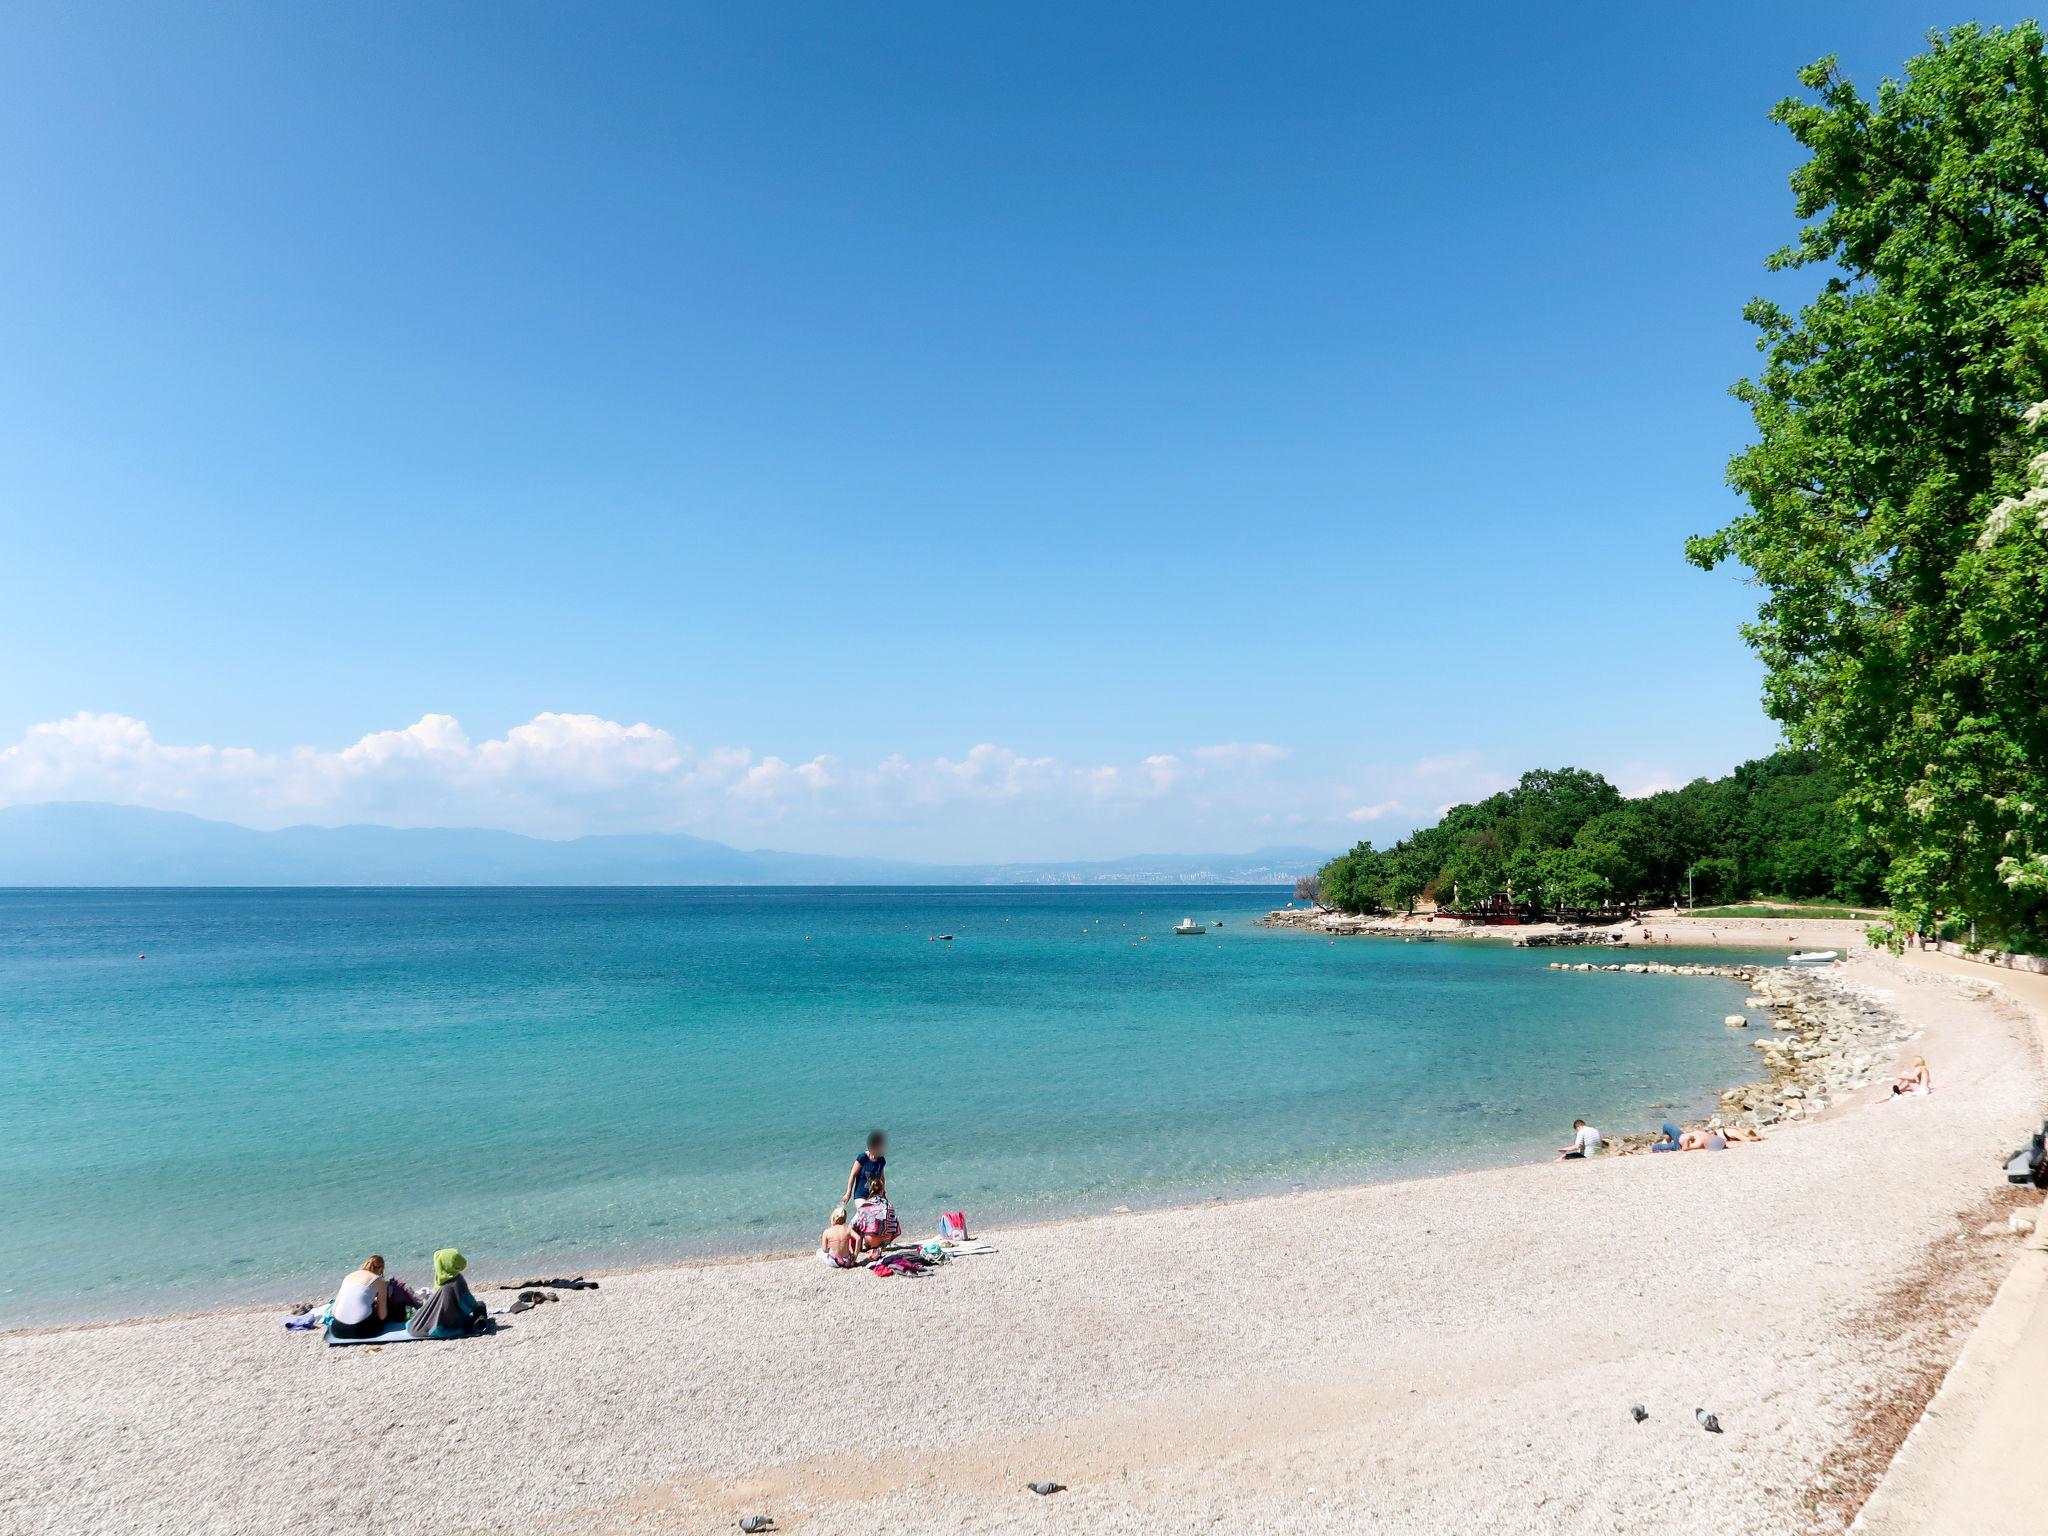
1547 959 1918 1132
1717 968 1919 1128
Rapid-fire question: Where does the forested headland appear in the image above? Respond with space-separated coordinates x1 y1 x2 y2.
1312 752 1882 916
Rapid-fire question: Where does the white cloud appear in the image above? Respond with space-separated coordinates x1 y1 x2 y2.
0 712 1283 841
1345 801 1399 822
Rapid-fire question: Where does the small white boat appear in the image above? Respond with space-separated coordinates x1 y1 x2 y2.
1174 919 1206 936
1787 950 1838 964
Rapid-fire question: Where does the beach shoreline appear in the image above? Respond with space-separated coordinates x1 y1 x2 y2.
5 945 2043 1534
1 953 1840 1341
1263 906 1876 954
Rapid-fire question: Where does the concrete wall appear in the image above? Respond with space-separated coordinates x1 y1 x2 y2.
1934 940 2048 976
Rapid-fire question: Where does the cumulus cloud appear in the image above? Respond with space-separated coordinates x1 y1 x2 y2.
1345 801 1400 822
0 712 1284 841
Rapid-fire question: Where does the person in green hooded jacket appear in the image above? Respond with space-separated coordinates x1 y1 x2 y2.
406 1248 491 1339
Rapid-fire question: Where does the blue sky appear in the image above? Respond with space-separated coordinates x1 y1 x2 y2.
0 2 1983 859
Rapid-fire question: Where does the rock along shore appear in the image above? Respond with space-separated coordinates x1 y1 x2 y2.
1546 959 1921 1144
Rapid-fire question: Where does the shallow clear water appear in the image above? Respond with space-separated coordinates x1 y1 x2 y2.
0 888 1774 1325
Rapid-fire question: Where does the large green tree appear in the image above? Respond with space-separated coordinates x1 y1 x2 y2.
1688 23 2048 947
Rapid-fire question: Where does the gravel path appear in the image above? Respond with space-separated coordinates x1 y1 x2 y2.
2 951 2038 1536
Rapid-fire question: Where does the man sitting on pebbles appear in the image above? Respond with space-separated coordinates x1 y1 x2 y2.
1557 1119 1602 1160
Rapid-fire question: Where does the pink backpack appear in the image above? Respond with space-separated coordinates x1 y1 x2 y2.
938 1211 968 1240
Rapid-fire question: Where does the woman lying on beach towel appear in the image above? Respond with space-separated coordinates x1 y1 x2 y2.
330 1255 416 1339
407 1248 491 1338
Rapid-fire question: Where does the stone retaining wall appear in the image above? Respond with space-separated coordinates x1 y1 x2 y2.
1933 940 2048 976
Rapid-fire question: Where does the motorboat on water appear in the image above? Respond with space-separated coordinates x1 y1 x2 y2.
1174 919 1207 936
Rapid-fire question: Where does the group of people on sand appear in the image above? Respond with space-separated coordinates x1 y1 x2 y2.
330 1248 491 1339
1554 1053 1936 1162
820 1129 900 1268
1555 1115 1764 1160
1646 1120 1764 1153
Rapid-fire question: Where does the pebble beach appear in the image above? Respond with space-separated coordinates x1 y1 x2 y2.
3 945 2041 1536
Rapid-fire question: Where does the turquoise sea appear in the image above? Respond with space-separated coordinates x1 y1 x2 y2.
0 888 1774 1326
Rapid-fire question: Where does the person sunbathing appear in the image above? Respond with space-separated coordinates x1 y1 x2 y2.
1889 1056 1934 1096
1718 1123 1764 1143
1649 1121 1683 1152
820 1206 861 1268
330 1254 401 1339
407 1248 491 1338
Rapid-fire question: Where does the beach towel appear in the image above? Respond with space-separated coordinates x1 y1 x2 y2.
323 1318 425 1347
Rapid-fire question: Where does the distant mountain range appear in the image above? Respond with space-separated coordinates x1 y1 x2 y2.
0 803 1326 887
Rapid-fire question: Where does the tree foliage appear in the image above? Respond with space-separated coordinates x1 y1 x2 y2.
1688 23 2048 948
1316 753 1877 914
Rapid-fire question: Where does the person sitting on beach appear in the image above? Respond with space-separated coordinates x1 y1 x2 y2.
1557 1119 1602 1160
819 1206 860 1268
1888 1056 1933 1097
407 1248 491 1338
331 1254 402 1339
843 1129 887 1207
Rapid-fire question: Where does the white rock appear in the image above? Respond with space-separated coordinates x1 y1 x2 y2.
2013 1212 2039 1236
1724 1015 1748 1028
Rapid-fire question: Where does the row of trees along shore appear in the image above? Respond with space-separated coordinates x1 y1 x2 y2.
1311 754 1883 916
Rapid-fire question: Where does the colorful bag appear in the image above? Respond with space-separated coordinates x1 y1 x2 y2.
938 1210 968 1240
852 1197 900 1243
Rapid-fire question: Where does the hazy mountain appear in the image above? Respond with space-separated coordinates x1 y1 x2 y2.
0 803 1326 887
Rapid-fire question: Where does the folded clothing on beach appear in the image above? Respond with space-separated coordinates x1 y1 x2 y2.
870 1254 930 1277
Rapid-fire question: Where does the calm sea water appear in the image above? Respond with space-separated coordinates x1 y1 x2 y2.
0 888 1773 1326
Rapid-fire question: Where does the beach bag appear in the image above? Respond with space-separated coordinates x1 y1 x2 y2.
938 1210 968 1241
852 1197 900 1243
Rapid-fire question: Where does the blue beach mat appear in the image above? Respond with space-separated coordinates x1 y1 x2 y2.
322 1319 424 1347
